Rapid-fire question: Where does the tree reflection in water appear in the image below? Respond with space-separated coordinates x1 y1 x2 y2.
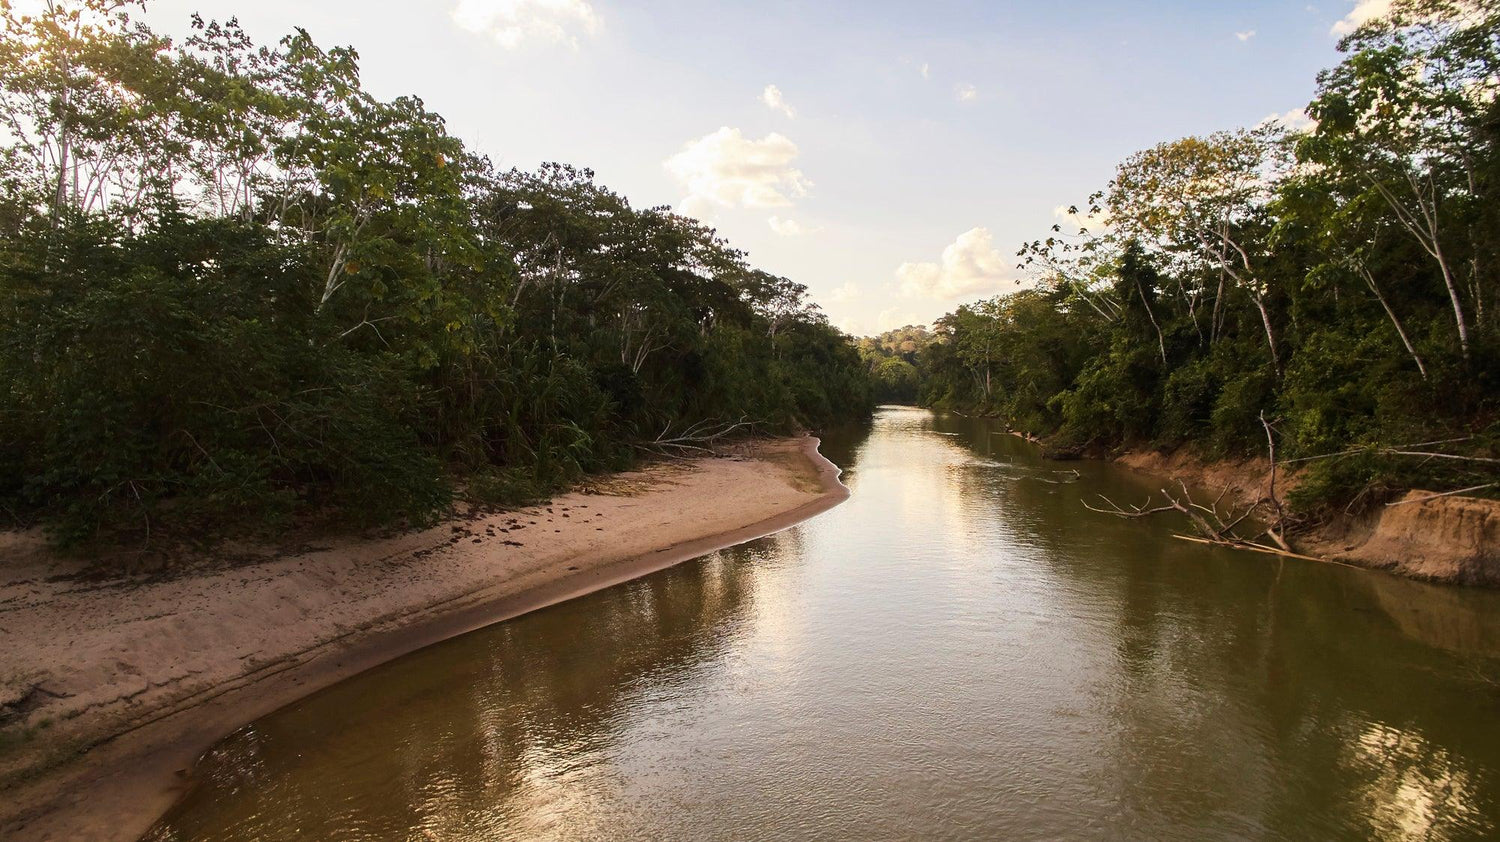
148 409 1500 842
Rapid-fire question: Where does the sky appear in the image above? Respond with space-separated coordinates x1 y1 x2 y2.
137 0 1392 336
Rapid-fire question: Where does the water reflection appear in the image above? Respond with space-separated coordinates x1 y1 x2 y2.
149 408 1500 841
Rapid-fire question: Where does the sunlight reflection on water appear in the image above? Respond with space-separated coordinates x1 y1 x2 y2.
147 407 1500 841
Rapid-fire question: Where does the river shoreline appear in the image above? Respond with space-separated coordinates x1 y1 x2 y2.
980 414 1495 586
1115 446 1500 587
0 435 848 842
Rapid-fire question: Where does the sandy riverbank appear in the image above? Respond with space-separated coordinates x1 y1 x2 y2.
0 435 847 841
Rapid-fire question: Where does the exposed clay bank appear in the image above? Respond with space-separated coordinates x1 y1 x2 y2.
1117 448 1500 587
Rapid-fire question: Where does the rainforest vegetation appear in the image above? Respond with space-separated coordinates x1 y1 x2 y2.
861 0 1500 516
0 1 871 548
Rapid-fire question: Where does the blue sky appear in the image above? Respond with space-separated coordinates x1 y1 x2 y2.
140 0 1386 335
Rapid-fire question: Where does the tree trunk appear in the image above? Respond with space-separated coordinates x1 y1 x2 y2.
1251 290 1282 379
1133 279 1168 367
1209 272 1227 344
1358 265 1428 380
1432 239 1471 361
53 58 72 220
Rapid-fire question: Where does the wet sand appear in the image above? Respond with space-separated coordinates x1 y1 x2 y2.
0 436 847 841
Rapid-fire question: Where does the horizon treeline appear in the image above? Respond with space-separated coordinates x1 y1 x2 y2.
861 0 1499 515
0 1 871 549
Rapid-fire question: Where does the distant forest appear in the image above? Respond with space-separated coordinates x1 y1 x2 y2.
0 1 871 548
861 0 1499 515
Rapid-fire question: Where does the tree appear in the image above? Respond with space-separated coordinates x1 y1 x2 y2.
1110 128 1286 375
741 270 822 346
1303 0 1500 359
0 0 178 217
0 1 872 549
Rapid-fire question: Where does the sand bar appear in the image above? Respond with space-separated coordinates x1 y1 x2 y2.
0 435 846 841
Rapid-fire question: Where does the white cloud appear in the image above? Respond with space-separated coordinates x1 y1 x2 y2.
955 83 979 103
896 227 1017 300
827 281 860 303
1236 29 1257 42
768 215 806 236
452 0 601 49
1331 0 1391 35
877 307 925 332
1261 107 1319 134
837 306 927 337
760 85 796 118
665 128 811 216
676 195 717 221
921 63 932 80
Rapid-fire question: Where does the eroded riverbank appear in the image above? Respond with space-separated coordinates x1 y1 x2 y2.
1117 447 1500 586
0 435 847 842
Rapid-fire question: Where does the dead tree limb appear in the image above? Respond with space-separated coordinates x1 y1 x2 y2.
1083 472 1312 561
1259 412 1292 552
636 416 760 458
1170 535 1346 565
1084 482 1256 549
1386 484 1498 506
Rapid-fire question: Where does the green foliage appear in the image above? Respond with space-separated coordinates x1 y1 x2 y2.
0 3 871 551
858 326 933 404
871 0 1499 514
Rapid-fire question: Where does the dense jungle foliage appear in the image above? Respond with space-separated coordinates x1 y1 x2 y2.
0 1 871 548
862 0 1500 515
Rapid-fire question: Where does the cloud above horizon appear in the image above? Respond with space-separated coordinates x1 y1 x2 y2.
828 281 860 303
768 215 808 236
897 227 1017 300
877 306 925 332
1331 0 1392 35
761 84 796 118
665 127 811 218
1261 107 1318 133
451 0 601 49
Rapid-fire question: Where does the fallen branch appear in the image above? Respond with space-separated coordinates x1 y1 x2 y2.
1276 437 1480 466
1260 412 1292 552
636 416 760 458
1084 469 1306 560
1383 450 1500 466
1085 481 1259 550
1170 535 1343 566
1386 484 1499 506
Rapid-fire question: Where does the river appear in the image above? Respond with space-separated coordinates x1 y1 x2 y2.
146 407 1500 841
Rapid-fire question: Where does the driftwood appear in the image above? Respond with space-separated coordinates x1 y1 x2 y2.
1083 479 1279 552
1084 411 1310 560
1085 482 1329 561
1385 483 1499 506
1031 469 1082 485
1170 535 1361 567
1086 420 1500 568
636 416 759 458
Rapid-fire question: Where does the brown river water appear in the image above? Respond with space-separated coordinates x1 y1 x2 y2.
145 407 1500 841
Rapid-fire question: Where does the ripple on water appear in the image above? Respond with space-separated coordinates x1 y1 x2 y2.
147 408 1500 842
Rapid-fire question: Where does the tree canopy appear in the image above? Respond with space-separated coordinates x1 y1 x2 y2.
0 0 871 550
879 0 1499 515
